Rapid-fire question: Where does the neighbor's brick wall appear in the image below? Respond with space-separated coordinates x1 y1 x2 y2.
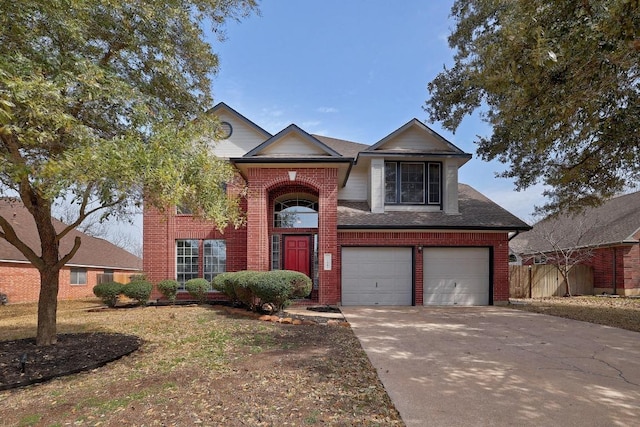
0 262 128 304
337 231 511 305
589 244 640 295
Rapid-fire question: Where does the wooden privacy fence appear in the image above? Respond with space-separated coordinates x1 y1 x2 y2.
509 264 594 298
96 272 136 284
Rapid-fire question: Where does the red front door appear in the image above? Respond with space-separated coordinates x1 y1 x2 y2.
283 235 311 277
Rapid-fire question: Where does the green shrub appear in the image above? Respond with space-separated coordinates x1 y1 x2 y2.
251 270 312 311
122 280 153 305
211 272 234 298
185 278 210 303
283 270 313 299
226 271 260 309
157 279 180 303
93 282 123 307
212 270 312 312
129 273 147 282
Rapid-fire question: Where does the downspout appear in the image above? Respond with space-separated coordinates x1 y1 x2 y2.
508 230 521 241
612 247 617 295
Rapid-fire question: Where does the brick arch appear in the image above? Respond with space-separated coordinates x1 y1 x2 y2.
263 174 322 194
268 183 319 201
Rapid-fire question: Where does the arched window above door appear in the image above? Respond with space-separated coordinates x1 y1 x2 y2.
274 196 318 228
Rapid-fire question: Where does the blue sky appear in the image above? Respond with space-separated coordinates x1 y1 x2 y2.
116 0 545 251
207 0 544 220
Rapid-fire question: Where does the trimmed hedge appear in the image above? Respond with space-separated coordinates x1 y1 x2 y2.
185 278 210 303
93 282 123 307
122 280 153 305
157 279 180 303
213 270 312 311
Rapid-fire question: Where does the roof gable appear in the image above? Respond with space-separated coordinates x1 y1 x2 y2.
209 102 272 139
365 119 469 155
244 124 342 158
207 103 273 158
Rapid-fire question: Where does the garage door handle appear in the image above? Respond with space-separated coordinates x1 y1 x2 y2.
375 282 378 288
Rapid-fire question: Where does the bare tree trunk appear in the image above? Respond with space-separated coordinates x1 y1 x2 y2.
563 267 572 297
36 266 60 345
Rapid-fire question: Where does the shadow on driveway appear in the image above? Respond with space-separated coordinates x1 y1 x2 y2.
341 306 640 427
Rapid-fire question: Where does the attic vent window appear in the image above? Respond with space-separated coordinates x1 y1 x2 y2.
219 121 233 139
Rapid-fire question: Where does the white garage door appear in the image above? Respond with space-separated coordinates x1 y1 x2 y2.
423 247 490 306
342 247 413 306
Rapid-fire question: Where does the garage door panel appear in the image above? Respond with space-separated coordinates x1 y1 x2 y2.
342 247 412 306
424 248 490 306
423 293 456 305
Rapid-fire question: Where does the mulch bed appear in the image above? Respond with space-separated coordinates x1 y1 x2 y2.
0 332 141 390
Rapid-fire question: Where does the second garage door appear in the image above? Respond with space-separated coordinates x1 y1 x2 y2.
342 247 413 306
423 247 490 306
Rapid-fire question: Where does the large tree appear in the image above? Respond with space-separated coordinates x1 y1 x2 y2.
426 0 640 213
0 0 257 345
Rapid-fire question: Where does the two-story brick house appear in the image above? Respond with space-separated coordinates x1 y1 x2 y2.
143 103 530 306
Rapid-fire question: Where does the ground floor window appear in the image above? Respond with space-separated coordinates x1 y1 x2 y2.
204 240 226 283
176 239 199 288
176 239 226 289
70 267 87 285
271 235 281 270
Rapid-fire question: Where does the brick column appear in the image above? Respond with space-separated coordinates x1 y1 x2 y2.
318 168 339 304
246 169 270 271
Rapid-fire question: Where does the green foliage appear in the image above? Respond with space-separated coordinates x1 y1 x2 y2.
122 280 153 306
250 270 312 310
93 282 123 308
215 270 312 312
226 271 261 309
185 278 210 304
157 279 180 303
426 0 640 213
0 0 257 345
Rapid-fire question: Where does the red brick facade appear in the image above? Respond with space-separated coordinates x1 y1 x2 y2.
587 243 640 296
0 262 134 304
143 166 513 305
337 231 511 304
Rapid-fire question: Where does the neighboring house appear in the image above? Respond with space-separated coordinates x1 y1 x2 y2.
510 191 640 296
143 103 530 306
0 199 142 303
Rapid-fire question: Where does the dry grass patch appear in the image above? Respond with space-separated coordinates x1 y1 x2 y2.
0 299 403 426
509 296 640 332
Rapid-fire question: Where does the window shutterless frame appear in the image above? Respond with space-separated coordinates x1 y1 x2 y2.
385 161 441 205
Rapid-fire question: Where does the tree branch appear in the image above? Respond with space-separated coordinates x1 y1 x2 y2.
0 214 44 269
57 192 127 241
56 235 81 270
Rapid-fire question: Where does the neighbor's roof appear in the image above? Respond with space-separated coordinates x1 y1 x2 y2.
511 190 640 254
0 199 141 270
338 184 531 231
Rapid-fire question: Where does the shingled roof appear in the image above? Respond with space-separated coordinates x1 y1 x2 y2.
312 135 369 158
338 184 530 230
511 190 640 254
0 199 141 270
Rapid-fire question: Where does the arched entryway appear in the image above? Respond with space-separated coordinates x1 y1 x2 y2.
270 191 319 293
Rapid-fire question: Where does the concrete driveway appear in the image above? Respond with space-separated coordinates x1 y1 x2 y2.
341 306 640 427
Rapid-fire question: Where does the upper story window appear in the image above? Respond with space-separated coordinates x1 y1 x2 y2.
274 198 318 228
385 161 441 205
